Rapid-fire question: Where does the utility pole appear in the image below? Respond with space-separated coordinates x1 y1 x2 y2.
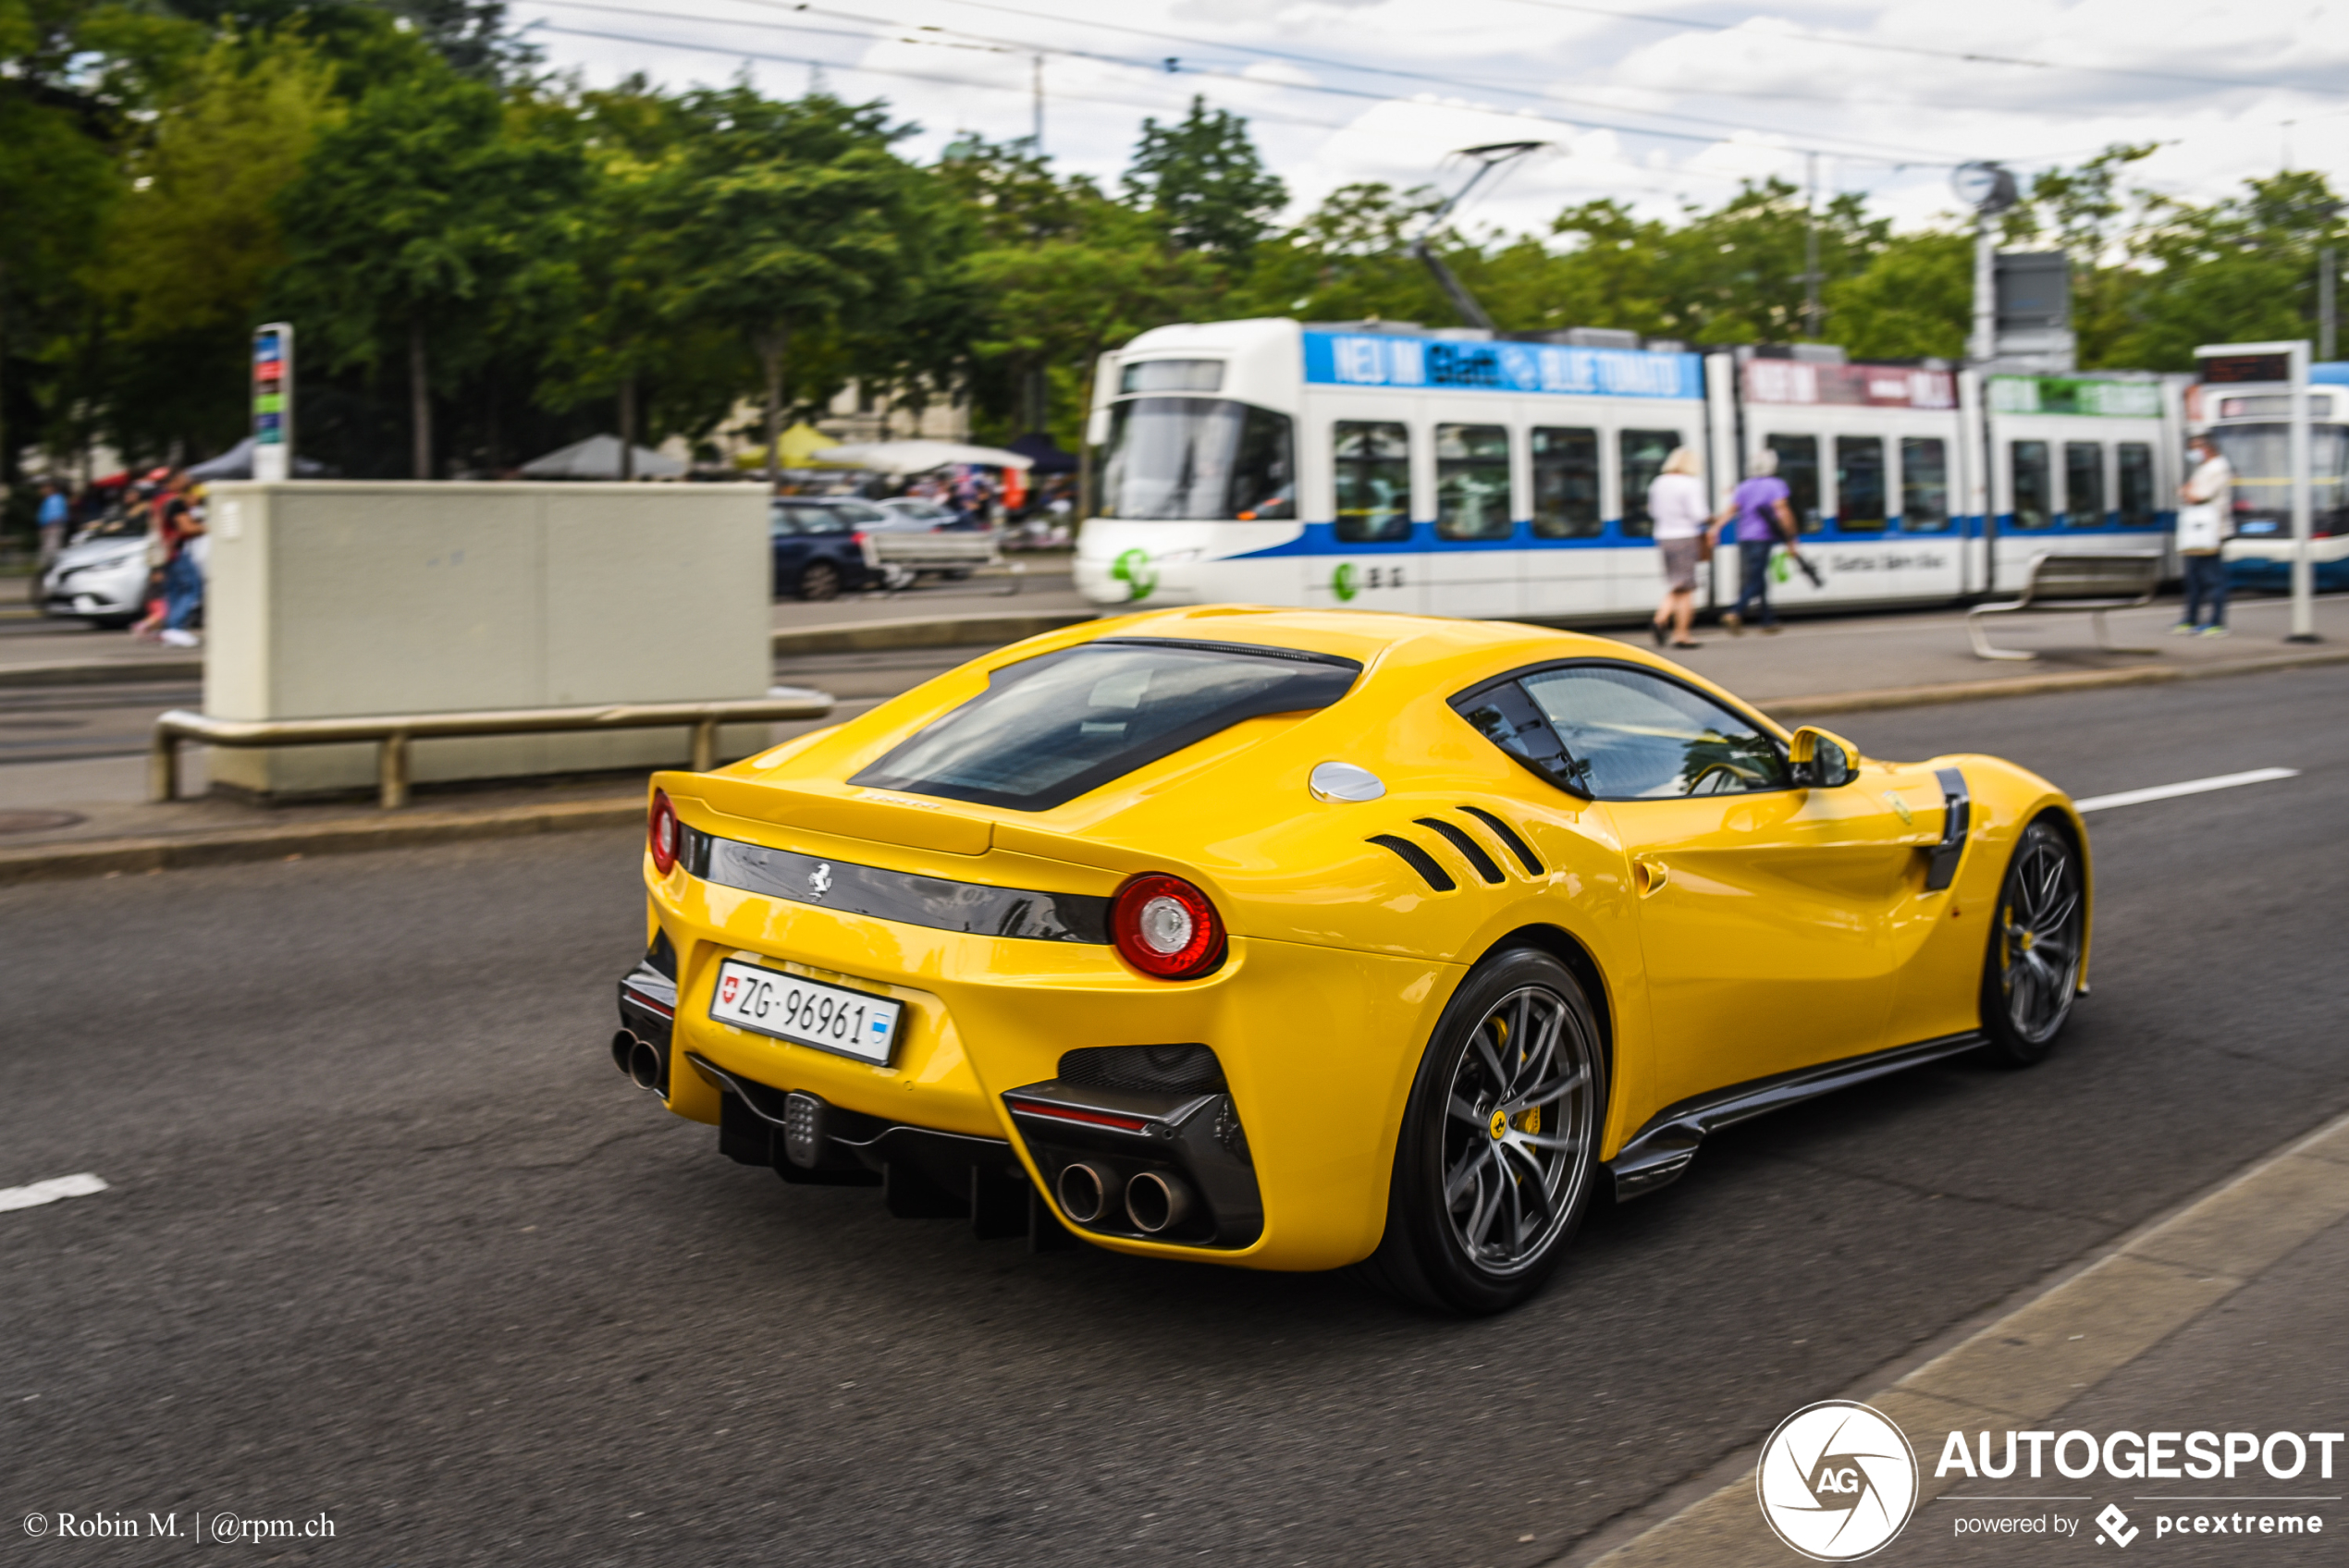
1802 152 1821 339
2322 246 2338 362
1031 55 1044 153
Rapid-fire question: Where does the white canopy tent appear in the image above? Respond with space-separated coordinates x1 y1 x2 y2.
811 439 1034 474
517 435 686 480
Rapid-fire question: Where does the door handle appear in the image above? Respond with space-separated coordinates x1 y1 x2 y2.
1634 856 1669 896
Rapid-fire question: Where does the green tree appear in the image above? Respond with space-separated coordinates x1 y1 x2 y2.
1823 232 1972 361
1123 95 1287 266
94 30 342 461
652 85 925 486
274 52 583 476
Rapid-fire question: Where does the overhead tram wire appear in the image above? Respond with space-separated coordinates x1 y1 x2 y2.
730 0 1983 165
915 0 2158 121
1488 0 2349 101
528 22 1358 131
529 0 1991 168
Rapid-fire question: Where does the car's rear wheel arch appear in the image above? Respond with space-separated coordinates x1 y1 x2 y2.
1470 924 1615 1086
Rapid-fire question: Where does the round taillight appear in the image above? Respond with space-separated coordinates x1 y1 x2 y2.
648 789 679 876
1112 874 1225 980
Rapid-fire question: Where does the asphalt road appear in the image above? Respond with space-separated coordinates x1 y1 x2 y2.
4 666 2345 1566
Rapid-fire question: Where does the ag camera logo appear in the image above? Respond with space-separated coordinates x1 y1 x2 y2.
1757 1401 1920 1561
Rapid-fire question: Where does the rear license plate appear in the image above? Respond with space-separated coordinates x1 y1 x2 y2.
708 959 903 1066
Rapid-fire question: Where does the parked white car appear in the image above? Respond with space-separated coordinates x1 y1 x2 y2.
40 526 150 628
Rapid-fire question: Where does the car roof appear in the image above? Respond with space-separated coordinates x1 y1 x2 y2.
1062 605 1779 729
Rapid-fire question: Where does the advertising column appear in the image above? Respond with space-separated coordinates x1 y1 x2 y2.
252 323 294 484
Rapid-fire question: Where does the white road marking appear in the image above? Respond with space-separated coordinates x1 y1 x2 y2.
0 1173 109 1213
2072 767 2300 815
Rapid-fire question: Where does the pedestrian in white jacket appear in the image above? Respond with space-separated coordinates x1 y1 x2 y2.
2173 435 2233 636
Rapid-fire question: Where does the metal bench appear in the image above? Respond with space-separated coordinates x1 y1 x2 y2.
868 529 1002 576
1966 551 2164 661
151 688 833 810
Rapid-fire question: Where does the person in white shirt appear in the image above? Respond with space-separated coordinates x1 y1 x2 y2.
1646 447 1713 649
2173 435 2234 636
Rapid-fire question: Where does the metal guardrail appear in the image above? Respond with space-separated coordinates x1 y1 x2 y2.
151 689 835 810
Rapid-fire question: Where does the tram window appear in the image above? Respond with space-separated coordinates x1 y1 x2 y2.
1531 427 1602 538
1436 424 1513 540
1119 359 1224 394
1230 405 1296 520
1100 398 1295 521
1835 436 1887 530
1900 437 1950 532
2010 441 2052 530
1334 421 1413 542
1765 435 1823 533
1618 429 1679 537
2064 442 2106 527
2116 444 2155 527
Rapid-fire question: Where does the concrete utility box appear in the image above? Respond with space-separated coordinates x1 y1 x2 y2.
201 481 771 798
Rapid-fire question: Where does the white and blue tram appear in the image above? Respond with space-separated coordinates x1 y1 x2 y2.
1076 317 2186 619
2204 361 2349 593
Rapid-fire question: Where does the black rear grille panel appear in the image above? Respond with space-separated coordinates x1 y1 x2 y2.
1415 816 1505 885
1457 805 1544 876
1057 1044 1226 1096
1368 834 1457 892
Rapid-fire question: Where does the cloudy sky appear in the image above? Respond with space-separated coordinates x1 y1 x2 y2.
508 0 2349 239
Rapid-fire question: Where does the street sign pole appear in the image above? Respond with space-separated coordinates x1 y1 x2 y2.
2195 339 2318 643
2288 338 2316 641
252 323 294 484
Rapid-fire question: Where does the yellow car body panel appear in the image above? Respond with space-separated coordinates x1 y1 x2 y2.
628 606 2091 1273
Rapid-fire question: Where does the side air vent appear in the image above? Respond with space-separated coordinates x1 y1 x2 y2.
1457 806 1543 876
1414 817 1505 885
1369 834 1457 892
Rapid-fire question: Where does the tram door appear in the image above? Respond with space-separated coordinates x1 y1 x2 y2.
1309 392 1429 614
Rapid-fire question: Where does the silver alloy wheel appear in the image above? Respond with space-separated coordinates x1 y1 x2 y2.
1439 984 1599 1278
1998 833 2083 1045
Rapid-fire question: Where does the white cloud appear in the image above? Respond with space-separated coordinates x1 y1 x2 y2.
512 0 2349 239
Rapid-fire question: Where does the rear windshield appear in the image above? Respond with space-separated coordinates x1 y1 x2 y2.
851 638 1360 811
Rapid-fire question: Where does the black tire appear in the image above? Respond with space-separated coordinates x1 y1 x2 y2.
797 559 842 602
1979 818 2085 1066
1361 948 1607 1316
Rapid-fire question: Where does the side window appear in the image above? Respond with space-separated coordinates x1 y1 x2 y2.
1334 421 1411 543
1233 406 1296 521
1519 665 1789 799
1900 437 1950 533
2064 441 2106 527
1765 435 1824 533
1531 427 1601 538
769 508 802 536
1435 423 1512 540
2117 443 2156 526
1835 436 1887 530
1617 429 1679 537
2011 440 2052 530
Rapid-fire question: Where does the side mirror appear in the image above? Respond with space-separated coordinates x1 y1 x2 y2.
1789 726 1858 789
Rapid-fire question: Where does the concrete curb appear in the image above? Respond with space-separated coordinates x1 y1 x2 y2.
771 609 1096 656
1573 1109 2349 1567
0 656 203 688
0 796 641 887
1765 645 2349 718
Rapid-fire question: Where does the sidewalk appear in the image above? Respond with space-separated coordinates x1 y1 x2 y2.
1577 1109 2349 1565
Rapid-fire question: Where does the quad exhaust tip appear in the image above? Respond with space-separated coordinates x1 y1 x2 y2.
611 1030 664 1093
1055 1161 1115 1224
1125 1170 1195 1235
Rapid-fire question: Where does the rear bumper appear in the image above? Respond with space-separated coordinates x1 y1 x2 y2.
621 814 1458 1271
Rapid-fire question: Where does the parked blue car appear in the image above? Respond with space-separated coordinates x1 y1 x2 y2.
771 498 892 600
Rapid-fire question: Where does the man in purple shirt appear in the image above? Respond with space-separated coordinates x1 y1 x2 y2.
1711 448 1808 632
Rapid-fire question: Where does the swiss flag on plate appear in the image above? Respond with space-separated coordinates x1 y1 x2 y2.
720 976 740 1004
